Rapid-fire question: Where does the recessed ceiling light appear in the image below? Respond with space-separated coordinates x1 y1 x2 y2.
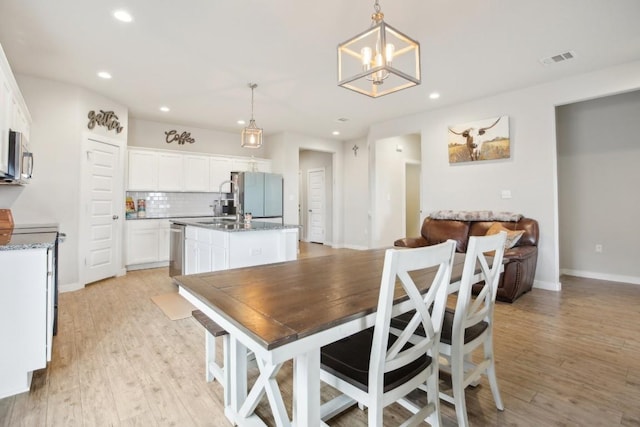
429 92 440 100
237 120 246 125
97 71 112 79
332 131 340 136
113 10 133 23
160 106 170 112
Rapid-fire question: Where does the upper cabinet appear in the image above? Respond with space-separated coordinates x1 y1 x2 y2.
127 147 271 192
184 155 209 192
0 44 32 177
157 152 183 191
128 149 158 190
209 157 233 193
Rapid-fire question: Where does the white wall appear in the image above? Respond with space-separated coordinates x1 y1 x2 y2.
265 131 344 247
557 90 640 283
129 118 268 157
372 134 421 248
342 137 369 249
1 75 128 289
367 60 640 291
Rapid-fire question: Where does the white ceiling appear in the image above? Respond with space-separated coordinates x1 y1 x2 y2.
1 0 639 141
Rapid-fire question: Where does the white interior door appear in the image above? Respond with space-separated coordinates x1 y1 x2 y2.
81 136 122 285
307 168 325 244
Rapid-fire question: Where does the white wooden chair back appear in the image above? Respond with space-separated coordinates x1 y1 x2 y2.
368 240 456 396
452 231 507 344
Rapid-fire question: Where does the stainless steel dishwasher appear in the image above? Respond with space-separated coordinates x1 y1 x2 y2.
169 222 185 277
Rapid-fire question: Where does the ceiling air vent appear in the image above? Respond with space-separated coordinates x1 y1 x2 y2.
540 50 577 66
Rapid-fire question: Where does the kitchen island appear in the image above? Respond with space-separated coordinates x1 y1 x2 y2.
0 225 59 398
171 218 299 275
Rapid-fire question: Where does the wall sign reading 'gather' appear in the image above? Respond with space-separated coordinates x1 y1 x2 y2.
165 130 195 145
87 110 124 133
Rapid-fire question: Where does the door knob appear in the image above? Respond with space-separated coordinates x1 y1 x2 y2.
112 215 119 220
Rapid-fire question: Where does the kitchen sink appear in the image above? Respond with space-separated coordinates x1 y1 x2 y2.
196 218 237 225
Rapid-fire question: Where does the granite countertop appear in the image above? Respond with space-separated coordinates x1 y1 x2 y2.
172 218 299 232
126 213 215 220
0 224 59 251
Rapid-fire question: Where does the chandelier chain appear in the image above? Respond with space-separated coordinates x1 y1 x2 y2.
248 83 257 122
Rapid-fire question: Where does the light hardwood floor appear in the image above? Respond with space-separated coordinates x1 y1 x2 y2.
1 243 639 426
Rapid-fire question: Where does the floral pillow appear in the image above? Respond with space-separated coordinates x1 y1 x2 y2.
485 223 525 249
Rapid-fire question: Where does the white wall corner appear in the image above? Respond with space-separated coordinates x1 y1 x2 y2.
533 279 562 292
59 282 84 293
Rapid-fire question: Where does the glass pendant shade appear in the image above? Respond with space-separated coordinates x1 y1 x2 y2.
241 83 263 148
338 4 420 98
241 120 263 148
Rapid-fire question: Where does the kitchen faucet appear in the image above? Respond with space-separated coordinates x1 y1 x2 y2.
217 177 242 221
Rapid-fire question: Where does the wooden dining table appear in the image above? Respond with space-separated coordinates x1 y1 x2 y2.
176 249 474 426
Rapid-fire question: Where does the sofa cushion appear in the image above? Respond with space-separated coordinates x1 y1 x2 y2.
421 218 470 252
485 223 525 249
469 218 539 247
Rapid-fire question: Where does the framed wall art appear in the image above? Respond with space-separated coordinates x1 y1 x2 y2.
447 115 510 163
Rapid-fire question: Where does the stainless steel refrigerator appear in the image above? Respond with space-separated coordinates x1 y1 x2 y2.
234 172 283 218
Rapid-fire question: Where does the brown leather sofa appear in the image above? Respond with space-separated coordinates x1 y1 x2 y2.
394 215 539 302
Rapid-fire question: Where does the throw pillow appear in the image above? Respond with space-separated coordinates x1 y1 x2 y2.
485 223 525 249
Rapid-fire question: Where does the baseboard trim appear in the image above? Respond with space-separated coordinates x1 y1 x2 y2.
59 282 83 293
560 269 640 285
126 261 169 271
533 279 562 292
343 244 369 251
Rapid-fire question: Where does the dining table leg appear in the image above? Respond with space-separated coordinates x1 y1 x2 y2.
227 336 248 423
293 348 321 427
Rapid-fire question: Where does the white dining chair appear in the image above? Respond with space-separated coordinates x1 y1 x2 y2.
319 240 457 426
439 231 507 427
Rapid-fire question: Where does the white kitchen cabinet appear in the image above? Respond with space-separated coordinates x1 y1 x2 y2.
184 155 209 192
157 152 184 191
1 45 31 176
128 149 158 190
209 157 233 193
184 226 218 274
0 247 54 399
126 147 270 193
126 219 170 268
184 224 297 275
158 220 171 262
0 73 11 176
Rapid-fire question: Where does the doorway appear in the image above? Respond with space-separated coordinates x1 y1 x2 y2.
299 149 333 245
79 135 124 285
307 168 325 244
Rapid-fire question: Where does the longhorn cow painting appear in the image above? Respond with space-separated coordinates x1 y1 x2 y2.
447 115 510 163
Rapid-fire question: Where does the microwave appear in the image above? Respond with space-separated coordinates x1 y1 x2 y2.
1 130 33 183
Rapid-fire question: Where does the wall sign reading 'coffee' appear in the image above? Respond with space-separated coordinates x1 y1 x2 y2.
165 130 195 145
87 110 124 133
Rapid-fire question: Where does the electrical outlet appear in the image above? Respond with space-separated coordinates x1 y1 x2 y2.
595 244 603 253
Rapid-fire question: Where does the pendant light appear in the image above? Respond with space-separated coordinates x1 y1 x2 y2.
337 0 421 97
241 83 263 148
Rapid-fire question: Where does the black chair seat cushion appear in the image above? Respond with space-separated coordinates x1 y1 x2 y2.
391 309 488 345
321 327 431 393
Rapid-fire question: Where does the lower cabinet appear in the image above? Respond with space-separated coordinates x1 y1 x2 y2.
184 226 227 275
126 219 170 268
0 247 55 399
184 225 299 275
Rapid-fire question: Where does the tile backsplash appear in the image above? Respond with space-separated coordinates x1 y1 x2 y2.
127 191 224 218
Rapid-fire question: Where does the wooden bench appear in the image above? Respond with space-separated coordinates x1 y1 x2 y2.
192 309 229 390
192 309 255 408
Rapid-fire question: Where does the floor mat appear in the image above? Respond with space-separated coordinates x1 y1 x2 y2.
151 292 196 320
